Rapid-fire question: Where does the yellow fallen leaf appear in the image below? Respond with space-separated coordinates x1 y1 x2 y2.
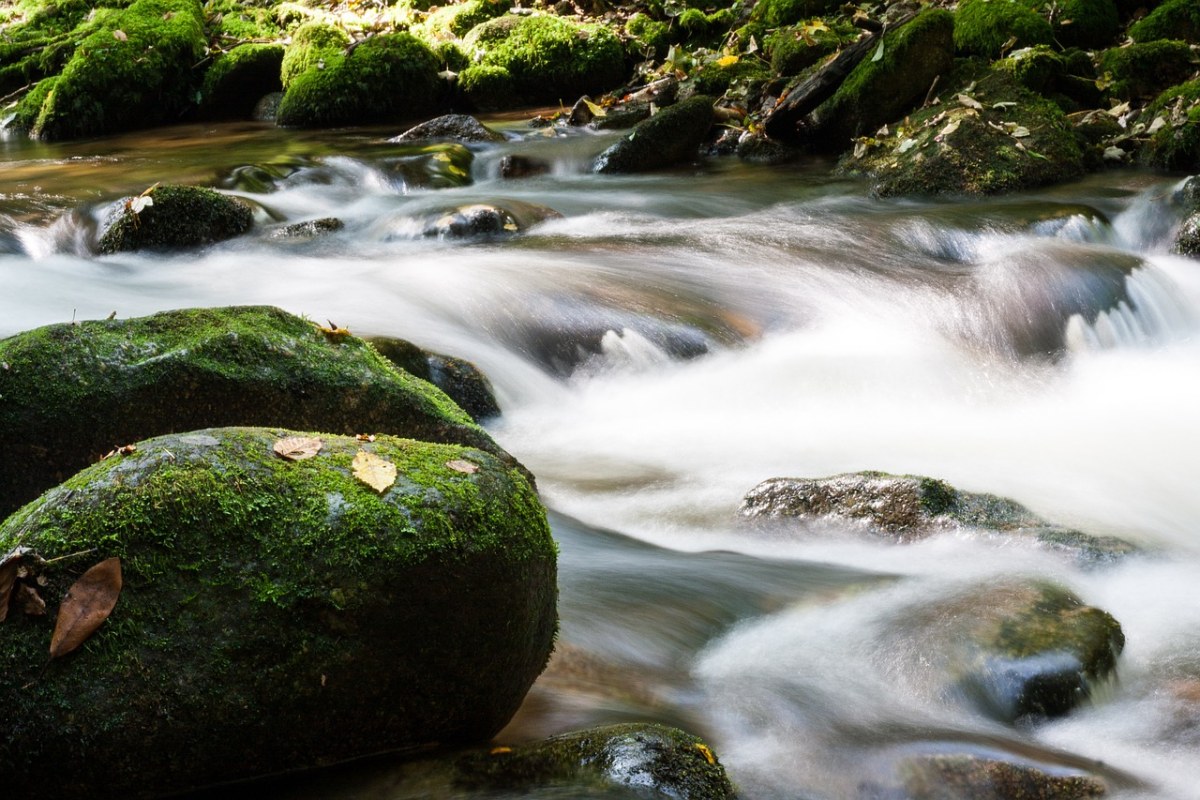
583 98 607 118
273 436 322 462
694 742 716 765
715 54 739 68
445 459 479 474
353 450 396 493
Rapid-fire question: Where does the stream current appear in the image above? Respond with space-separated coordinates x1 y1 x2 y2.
2 117 1199 799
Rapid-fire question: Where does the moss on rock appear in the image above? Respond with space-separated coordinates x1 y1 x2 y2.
0 305 514 516
594 95 715 173
1140 78 1200 172
747 0 841 32
96 184 253 253
368 337 501 422
1099 40 1195 101
1129 0 1200 43
458 64 518 110
28 0 207 141
276 32 440 127
765 18 856 77
0 426 556 798
954 0 1054 59
1049 0 1120 48
279 22 350 89
198 43 285 119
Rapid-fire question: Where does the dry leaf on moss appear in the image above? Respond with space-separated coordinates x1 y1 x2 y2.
445 459 479 474
0 550 21 623
273 436 323 462
352 451 396 493
50 558 122 660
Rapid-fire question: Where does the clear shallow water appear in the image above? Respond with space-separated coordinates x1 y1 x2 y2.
2 119 1199 798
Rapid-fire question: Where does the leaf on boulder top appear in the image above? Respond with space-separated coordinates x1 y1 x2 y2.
957 94 983 111
50 557 122 660
355 433 376 443
273 436 323 462
445 459 479 474
871 41 884 62
583 97 607 118
352 450 396 493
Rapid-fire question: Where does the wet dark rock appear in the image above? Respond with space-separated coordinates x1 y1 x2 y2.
380 143 475 189
736 132 800 165
865 753 1107 799
594 96 715 174
568 95 598 126
740 471 1137 562
590 103 654 130
1175 212 1200 257
0 306 513 516
390 113 505 144
219 161 306 193
368 336 502 422
498 154 551 179
197 43 285 120
270 217 345 239
420 200 562 240
454 723 736 799
97 184 253 254
0 426 555 799
252 91 284 121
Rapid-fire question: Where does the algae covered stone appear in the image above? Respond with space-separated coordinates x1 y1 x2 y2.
0 426 556 798
369 336 502 422
594 95 715 174
0 306 511 516
97 184 253 253
954 0 1054 58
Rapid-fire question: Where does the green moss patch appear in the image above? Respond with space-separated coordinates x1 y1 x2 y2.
97 184 253 253
1140 79 1200 172
765 18 857 77
954 0 1054 59
279 21 349 89
1100 41 1196 101
1129 0 1200 44
0 426 555 798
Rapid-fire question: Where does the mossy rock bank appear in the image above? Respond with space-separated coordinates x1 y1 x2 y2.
1098 41 1195 102
25 0 208 141
368 336 502 422
0 306 512 517
740 471 1136 562
97 184 253 254
0 426 556 798
841 63 1084 196
276 32 441 128
454 723 736 797
594 95 715 173
1139 79 1200 172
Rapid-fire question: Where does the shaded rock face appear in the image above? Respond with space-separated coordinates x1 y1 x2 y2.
454 723 737 799
594 96 716 174
197 43 285 120
368 336 502 422
97 184 253 253
1177 213 1200 256
0 306 509 517
0 427 557 799
391 113 506 143
741 471 1137 563
862 754 1107 799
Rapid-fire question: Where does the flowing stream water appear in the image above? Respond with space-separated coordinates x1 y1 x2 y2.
2 117 1199 799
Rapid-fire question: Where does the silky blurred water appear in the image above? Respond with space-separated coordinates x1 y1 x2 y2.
2 118 1198 798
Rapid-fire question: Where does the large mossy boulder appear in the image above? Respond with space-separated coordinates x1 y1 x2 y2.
458 15 625 109
841 63 1084 196
0 426 556 798
97 184 253 253
454 724 736 798
276 32 441 128
1129 0 1200 43
0 306 511 517
954 0 1054 59
740 471 1136 561
1098 40 1195 101
279 21 350 89
807 9 955 151
594 95 715 174
27 0 207 141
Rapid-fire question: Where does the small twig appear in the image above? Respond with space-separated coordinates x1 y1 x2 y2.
0 82 32 106
43 548 98 565
923 74 941 108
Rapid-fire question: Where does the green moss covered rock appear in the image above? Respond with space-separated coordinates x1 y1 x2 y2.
594 95 715 173
1129 0 1200 43
842 63 1084 196
461 14 625 108
0 0 89 97
27 0 207 141
279 21 350 89
203 0 282 40
1140 78 1200 171
1049 0 1119 48
198 43 285 119
954 0 1054 59
454 723 736 798
766 18 856 76
368 337 501 422
458 63 518 110
748 0 841 32
1099 40 1195 100
97 184 253 253
691 55 771 97
0 426 556 798
809 8 955 150
0 306 512 516
423 0 512 39
276 32 440 128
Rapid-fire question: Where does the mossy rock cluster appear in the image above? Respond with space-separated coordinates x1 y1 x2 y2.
765 18 857 77
0 426 556 798
1139 78 1200 172
1129 0 1200 43
954 0 1119 57
746 0 841 34
0 306 510 517
458 14 625 109
276 32 441 127
594 95 716 173
97 184 253 254
1098 41 1195 101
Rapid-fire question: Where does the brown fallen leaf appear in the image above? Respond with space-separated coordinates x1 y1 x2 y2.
445 459 479 474
0 550 21 623
15 584 45 616
101 443 137 461
352 450 396 493
50 557 122 660
355 433 376 443
273 436 323 462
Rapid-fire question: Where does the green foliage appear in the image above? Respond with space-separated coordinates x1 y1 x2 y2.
954 0 1053 58
626 12 670 57
434 40 470 72
276 32 440 127
279 21 349 89
1129 0 1200 43
24 0 207 141
1099 40 1195 100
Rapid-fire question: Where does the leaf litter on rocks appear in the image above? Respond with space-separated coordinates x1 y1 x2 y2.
353 450 397 493
49 557 122 660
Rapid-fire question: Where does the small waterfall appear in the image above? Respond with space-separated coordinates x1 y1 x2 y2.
1065 264 1199 351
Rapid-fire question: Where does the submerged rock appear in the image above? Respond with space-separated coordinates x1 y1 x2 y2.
368 336 502 422
0 306 511 516
867 753 1107 799
594 96 715 174
97 184 253 254
419 200 562 239
0 426 556 798
1176 213 1200 256
391 114 506 144
270 217 345 240
740 471 1137 561
454 723 736 798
